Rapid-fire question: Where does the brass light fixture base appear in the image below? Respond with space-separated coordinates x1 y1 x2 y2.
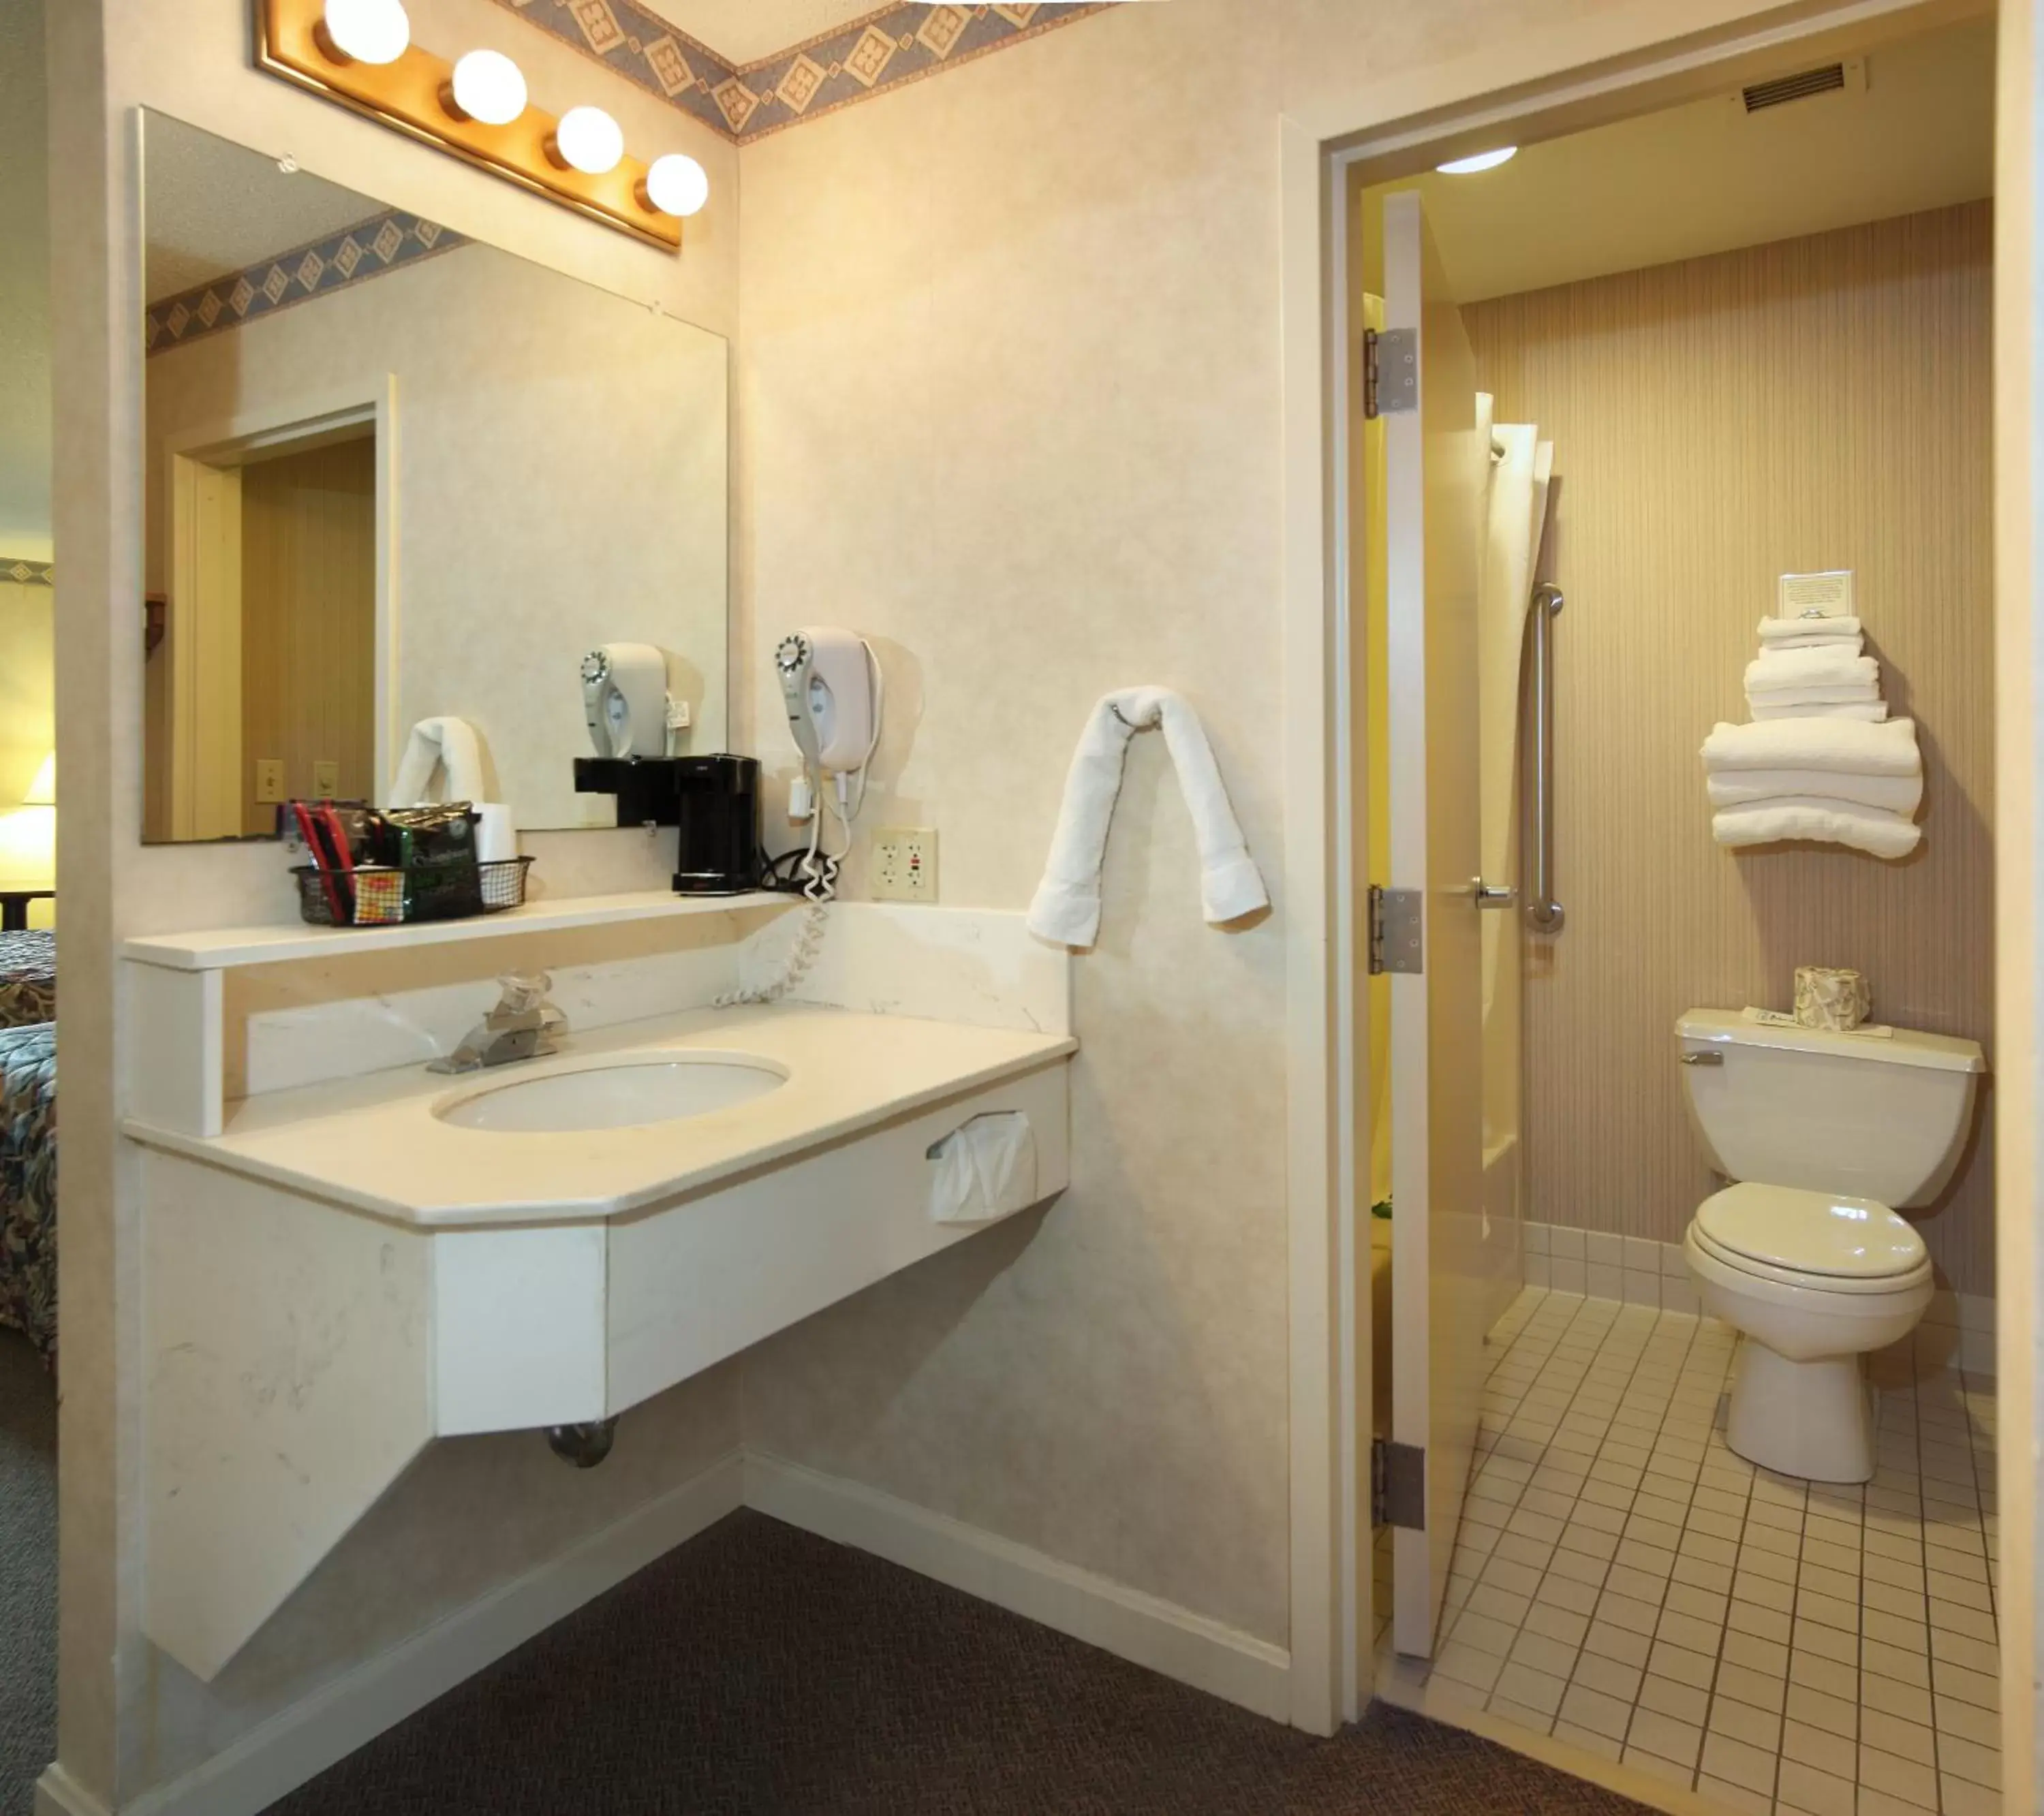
255 0 683 253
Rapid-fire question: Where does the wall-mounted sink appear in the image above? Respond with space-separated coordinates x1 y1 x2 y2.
434 1052 789 1133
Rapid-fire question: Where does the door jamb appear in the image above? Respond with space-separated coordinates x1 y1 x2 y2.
1277 0 2026 1769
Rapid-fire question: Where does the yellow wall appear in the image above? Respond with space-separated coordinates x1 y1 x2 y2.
1466 202 1996 1295
0 577 55 913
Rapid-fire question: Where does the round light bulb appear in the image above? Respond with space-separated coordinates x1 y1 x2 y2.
447 49 527 126
551 106 624 176
1435 146 1517 175
320 0 411 65
640 153 709 219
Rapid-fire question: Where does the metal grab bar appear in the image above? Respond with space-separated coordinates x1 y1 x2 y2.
1526 582 1565 935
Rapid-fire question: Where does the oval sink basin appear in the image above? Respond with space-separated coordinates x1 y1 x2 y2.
435 1052 789 1133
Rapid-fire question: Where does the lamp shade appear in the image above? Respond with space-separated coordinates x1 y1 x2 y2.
21 753 53 807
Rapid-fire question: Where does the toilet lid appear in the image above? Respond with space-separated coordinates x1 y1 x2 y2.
1694 1182 1927 1281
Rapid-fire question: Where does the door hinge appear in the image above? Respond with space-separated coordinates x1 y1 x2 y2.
1372 1437 1426 1531
1367 885 1423 975
1363 326 1417 420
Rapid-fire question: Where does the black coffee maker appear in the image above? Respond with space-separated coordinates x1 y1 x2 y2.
570 753 760 894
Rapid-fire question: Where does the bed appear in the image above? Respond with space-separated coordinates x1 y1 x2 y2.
0 930 55 1363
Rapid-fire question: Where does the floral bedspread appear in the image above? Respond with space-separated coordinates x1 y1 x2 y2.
0 930 54 1029
0 1023 55 1364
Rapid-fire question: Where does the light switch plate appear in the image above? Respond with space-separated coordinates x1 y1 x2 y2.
311 760 340 796
254 758 285 804
871 827 937 902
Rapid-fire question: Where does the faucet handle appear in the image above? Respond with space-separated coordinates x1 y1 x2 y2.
496 971 553 1012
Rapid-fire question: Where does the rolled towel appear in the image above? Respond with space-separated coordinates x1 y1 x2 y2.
1707 768 1922 815
1759 614 1861 644
390 716 486 804
1712 802 1920 860
1701 717 1919 777
1745 648 1880 693
1750 700 1889 722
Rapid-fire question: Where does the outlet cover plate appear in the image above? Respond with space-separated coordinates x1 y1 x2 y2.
871 827 937 902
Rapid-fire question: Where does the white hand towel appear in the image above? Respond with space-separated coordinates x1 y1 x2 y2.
1027 687 1269 948
390 717 487 805
1701 717 1920 777
1760 631 1865 655
1707 768 1922 815
1712 802 1921 860
1745 683 1883 707
1759 614 1861 644
1744 648 1880 692
1749 700 1889 722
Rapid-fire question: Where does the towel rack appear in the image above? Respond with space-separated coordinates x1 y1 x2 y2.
1526 582 1565 936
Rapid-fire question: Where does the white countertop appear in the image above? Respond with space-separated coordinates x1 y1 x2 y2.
123 1003 1076 1227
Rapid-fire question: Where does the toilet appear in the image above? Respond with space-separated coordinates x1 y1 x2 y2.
1676 1007 1985 1483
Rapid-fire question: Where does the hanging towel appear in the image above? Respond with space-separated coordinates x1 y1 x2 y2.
1759 614 1862 644
1027 687 1269 948
390 717 487 806
1701 717 1921 777
1707 768 1923 815
1712 803 1921 860
1749 700 1889 722
1744 649 1880 693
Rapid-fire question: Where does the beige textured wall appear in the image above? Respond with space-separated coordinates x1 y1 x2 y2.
47 0 737 1802
730 0 1831 1648
1465 202 1996 1294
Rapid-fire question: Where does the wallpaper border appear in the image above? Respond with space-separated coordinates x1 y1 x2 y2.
146 208 470 356
493 1 1111 143
1 559 54 587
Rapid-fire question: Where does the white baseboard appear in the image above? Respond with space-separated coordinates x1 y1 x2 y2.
115 1450 745 1816
34 1764 112 1816
743 1451 1292 1723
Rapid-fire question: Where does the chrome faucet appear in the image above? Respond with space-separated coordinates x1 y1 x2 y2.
429 973 568 1074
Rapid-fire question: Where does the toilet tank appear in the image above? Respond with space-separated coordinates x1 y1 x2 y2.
1677 1008 1985 1207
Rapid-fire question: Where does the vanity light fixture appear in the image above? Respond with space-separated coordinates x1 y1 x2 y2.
1436 146 1517 174
255 0 704 250
444 48 527 127
548 106 625 177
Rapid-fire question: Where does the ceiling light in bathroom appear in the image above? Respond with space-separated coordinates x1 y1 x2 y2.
640 153 710 219
1436 146 1517 174
444 49 527 126
317 0 410 65
549 106 625 176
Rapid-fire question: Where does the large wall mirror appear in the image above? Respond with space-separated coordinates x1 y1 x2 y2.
140 111 728 842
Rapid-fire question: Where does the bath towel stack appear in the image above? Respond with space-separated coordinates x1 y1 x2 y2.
1744 614 1886 721
1700 717 1924 859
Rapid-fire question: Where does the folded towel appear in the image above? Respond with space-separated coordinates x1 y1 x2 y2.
1744 648 1880 693
390 716 486 804
1749 700 1889 721
1761 631 1865 655
1701 717 1920 777
1759 614 1861 644
1707 768 1922 815
1713 802 1921 860
1027 687 1269 948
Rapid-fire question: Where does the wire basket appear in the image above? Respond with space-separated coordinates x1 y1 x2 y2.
292 856 533 927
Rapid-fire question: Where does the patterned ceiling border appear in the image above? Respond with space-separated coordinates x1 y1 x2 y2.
0 559 53 587
496 1 1111 142
146 208 469 356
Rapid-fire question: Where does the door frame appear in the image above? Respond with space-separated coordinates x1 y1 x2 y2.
1276 3 2035 1798
159 377 400 828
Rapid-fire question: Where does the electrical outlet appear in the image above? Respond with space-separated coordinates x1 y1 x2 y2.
254 758 285 804
871 827 938 902
311 759 340 796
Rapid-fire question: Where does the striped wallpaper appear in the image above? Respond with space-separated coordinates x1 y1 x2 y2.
1465 200 1996 1297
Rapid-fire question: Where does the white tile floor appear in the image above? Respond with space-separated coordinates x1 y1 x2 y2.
1399 1287 2000 1816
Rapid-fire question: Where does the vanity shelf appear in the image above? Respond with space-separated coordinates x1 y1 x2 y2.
121 887 788 971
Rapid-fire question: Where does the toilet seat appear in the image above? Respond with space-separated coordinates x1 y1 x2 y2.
1692 1182 1930 1296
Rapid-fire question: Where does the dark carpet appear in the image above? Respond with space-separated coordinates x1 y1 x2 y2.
273 1508 1649 1816
0 1331 55 1816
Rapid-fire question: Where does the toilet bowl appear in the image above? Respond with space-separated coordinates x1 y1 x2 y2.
1675 1007 1984 1483
1683 1183 1932 1481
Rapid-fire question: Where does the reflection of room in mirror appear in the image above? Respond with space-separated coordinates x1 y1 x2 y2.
138 110 729 843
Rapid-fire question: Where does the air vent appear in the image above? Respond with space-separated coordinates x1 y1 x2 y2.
1741 63 1848 112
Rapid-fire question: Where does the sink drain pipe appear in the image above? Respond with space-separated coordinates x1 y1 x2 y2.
546 1418 619 1468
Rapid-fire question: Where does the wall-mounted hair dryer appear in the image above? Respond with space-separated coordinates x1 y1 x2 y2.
580 643 669 760
770 627 882 903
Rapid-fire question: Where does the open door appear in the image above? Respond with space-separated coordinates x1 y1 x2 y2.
1377 189 1491 1659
